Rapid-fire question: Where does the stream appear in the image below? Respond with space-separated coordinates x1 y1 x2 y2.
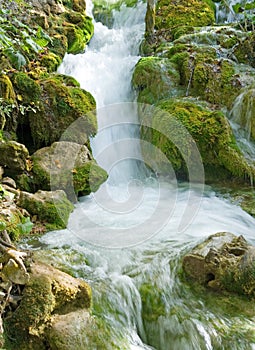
27 0 255 349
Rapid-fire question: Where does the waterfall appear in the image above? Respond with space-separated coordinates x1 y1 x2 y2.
33 1 255 349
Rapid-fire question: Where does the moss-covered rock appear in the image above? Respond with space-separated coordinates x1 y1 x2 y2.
229 88 255 141
31 141 108 201
139 283 166 322
139 98 255 183
17 190 74 230
28 77 96 150
62 14 94 54
4 261 92 349
132 57 183 104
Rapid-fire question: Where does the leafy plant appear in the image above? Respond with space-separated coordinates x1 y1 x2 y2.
0 97 39 119
0 7 52 70
17 216 33 235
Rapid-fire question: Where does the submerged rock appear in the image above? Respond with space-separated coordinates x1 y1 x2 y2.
183 232 255 296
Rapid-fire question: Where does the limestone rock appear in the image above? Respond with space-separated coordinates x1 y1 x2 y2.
183 232 255 296
1 177 16 189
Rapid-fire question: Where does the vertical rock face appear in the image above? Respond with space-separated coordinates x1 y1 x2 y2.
182 232 255 297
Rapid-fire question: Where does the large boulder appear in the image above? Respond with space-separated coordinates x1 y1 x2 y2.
31 141 108 201
182 232 255 296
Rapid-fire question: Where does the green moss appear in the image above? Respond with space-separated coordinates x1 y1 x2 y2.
139 283 166 322
11 72 41 104
132 57 182 104
0 74 16 102
39 52 62 73
28 77 96 149
73 161 108 196
140 98 255 183
155 0 215 31
4 274 54 347
18 190 74 230
63 14 94 54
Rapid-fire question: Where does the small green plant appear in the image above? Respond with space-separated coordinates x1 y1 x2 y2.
0 7 52 70
17 216 34 235
0 97 39 120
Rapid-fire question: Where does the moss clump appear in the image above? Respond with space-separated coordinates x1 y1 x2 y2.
132 57 182 105
73 161 108 196
11 72 41 104
155 0 215 31
61 13 94 54
39 52 62 73
140 98 255 183
0 74 16 102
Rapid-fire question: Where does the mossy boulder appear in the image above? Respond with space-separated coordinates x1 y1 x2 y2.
28 77 96 150
233 33 255 68
132 57 183 104
17 190 74 231
31 141 108 202
183 232 255 297
4 261 92 349
139 283 166 322
167 44 241 108
139 98 255 183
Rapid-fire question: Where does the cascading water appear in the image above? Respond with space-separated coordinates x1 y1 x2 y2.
29 0 255 349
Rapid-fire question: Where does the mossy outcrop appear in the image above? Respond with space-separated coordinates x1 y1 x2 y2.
139 98 255 183
132 57 183 104
28 77 97 150
183 232 255 297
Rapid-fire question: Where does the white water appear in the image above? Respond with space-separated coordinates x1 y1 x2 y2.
38 1 255 349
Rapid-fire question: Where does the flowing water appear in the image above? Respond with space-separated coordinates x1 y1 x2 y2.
28 1 255 349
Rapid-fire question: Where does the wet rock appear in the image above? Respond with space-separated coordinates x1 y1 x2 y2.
183 232 255 296
17 189 74 231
